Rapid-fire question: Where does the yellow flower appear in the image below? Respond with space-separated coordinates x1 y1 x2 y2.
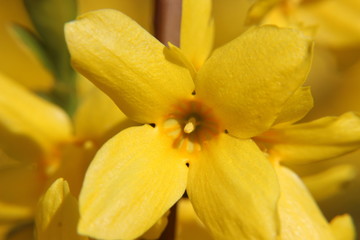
35 178 87 240
0 72 131 238
248 0 360 114
65 6 315 239
0 2 155 239
246 2 360 220
35 178 167 240
0 72 72 222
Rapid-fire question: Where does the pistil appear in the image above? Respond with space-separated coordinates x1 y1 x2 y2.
184 117 197 134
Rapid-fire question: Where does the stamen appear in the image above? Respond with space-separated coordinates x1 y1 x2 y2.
184 117 197 134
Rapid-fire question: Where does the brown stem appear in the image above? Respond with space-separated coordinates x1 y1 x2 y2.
154 0 182 46
159 204 177 240
154 1 181 239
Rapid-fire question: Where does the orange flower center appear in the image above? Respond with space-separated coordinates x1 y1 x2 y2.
161 99 221 152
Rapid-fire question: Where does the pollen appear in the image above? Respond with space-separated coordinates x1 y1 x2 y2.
161 99 221 152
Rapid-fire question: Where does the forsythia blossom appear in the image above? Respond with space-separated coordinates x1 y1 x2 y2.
1 0 360 239
66 1 359 239
64 1 360 237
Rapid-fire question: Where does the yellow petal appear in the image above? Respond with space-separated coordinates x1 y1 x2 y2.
0 73 72 163
213 0 257 48
74 82 137 144
78 0 154 34
196 25 313 138
276 165 335 240
0 162 41 221
167 42 196 78
0 0 53 91
50 143 95 198
35 178 87 240
330 214 355 240
180 0 214 70
274 86 314 125
187 133 280 239
302 164 356 201
175 198 213 240
257 112 360 164
78 125 188 239
65 9 194 124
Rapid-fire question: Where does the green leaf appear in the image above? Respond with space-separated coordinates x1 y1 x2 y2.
23 0 77 52
11 24 55 74
23 0 77 79
23 0 78 116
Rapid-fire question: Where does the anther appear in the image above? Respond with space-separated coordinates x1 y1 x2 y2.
184 117 197 134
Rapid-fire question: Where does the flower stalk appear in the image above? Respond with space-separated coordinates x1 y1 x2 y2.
154 1 182 239
154 0 182 47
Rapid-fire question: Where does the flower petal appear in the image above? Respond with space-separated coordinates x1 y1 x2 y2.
302 164 356 201
330 214 355 240
35 178 87 240
274 87 313 125
65 9 194 124
50 143 95 198
167 43 196 78
78 125 188 239
257 112 360 164
74 83 137 144
187 133 280 239
180 0 214 70
276 166 335 240
196 25 313 138
0 73 72 163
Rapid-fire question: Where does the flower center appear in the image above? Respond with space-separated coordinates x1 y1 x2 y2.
161 99 221 152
